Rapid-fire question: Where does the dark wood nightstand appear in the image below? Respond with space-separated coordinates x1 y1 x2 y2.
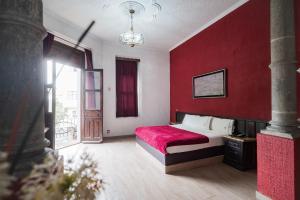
223 135 257 171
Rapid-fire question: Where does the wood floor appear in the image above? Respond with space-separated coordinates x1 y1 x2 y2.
59 136 257 200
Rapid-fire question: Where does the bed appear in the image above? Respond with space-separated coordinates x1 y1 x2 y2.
135 112 268 173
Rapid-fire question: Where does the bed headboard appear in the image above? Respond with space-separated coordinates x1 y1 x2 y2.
175 111 268 137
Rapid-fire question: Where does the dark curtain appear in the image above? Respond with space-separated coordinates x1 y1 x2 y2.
116 59 138 117
43 32 85 68
43 32 55 148
85 49 96 109
47 41 85 69
85 49 93 70
43 32 54 56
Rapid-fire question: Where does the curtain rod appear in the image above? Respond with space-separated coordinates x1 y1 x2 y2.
116 56 140 62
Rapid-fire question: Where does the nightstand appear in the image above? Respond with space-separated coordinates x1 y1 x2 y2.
223 135 257 171
169 122 179 125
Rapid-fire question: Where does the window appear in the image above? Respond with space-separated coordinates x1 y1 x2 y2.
116 57 139 117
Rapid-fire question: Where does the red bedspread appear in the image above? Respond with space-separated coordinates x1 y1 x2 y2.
135 126 209 154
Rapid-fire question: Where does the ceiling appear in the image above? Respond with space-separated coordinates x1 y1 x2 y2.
43 0 246 51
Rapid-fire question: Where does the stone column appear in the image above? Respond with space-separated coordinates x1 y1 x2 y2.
265 0 299 137
257 0 300 199
0 0 50 176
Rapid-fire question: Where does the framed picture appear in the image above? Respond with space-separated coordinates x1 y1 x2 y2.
193 69 227 98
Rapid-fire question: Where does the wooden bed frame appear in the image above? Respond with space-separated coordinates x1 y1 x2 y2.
136 142 224 174
136 112 268 174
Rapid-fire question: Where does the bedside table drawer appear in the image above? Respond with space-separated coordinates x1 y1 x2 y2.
224 146 242 162
225 140 241 150
223 135 257 171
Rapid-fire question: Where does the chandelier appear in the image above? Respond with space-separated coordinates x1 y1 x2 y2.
119 0 162 47
119 8 144 47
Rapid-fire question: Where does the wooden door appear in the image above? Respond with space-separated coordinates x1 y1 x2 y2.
82 69 103 143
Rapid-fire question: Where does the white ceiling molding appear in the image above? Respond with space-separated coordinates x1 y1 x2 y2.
169 0 249 51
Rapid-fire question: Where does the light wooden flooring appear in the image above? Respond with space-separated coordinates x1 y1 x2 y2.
60 136 257 200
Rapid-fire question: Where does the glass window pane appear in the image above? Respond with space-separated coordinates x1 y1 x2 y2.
85 91 101 110
85 71 101 90
46 60 53 84
55 62 64 80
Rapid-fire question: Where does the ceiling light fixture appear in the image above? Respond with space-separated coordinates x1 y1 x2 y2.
119 1 145 47
119 0 162 47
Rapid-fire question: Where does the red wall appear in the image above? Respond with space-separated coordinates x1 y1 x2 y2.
170 0 300 122
257 134 300 200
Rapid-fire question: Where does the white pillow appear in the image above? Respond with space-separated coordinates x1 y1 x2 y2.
210 117 234 134
198 116 212 130
182 114 211 130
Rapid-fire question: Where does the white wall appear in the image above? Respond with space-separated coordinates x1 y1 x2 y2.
44 10 170 137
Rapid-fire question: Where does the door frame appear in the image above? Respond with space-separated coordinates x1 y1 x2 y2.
45 60 83 149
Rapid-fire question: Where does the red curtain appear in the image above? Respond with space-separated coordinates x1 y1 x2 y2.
116 59 138 117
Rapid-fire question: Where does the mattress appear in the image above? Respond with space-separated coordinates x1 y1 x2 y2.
166 124 229 154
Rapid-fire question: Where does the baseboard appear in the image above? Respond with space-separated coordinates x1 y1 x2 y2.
81 141 103 144
104 134 135 138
